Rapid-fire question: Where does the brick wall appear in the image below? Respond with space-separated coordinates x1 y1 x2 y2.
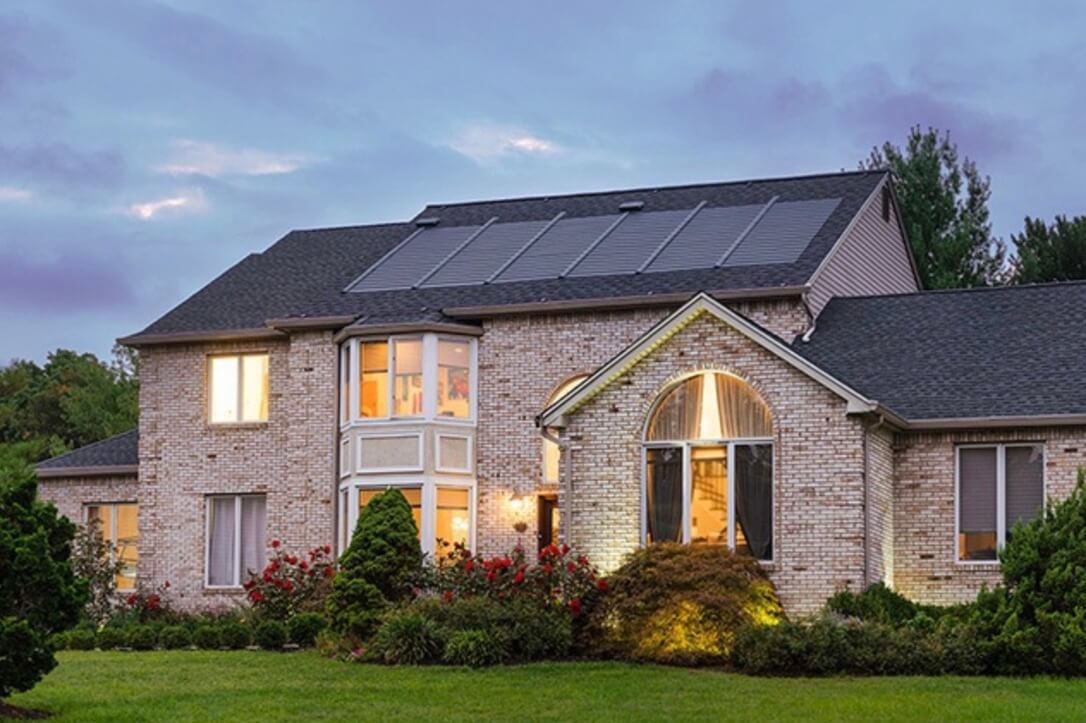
893 426 1086 606
37 474 139 525
867 425 895 586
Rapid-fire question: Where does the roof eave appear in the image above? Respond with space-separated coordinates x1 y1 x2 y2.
118 327 287 348
36 464 138 479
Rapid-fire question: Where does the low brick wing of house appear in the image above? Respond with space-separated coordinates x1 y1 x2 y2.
36 170 1086 614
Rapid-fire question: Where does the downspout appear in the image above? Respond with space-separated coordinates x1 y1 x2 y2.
861 414 886 588
799 289 817 342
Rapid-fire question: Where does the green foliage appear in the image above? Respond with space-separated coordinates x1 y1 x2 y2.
863 126 1005 289
582 544 782 666
159 626 192 650
326 488 420 638
95 627 126 651
287 613 327 647
71 517 124 624
442 629 509 667
218 621 252 650
1011 215 1086 284
826 582 961 625
192 625 223 650
0 467 88 697
126 626 159 651
368 610 444 665
65 627 96 651
417 596 572 663
254 621 288 651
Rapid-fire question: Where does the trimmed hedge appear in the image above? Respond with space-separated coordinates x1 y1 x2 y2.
254 620 288 651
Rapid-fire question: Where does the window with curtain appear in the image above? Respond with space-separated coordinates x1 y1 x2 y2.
206 494 266 587
437 340 471 418
958 444 1044 561
393 339 424 417
643 372 773 560
542 374 589 483
86 503 139 590
209 353 269 423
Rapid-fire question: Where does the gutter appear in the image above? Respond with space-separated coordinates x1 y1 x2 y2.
539 423 574 546
37 464 138 479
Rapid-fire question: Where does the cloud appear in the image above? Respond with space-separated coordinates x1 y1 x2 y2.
126 188 207 220
0 186 33 203
0 250 137 312
0 142 124 192
155 139 316 177
447 124 561 162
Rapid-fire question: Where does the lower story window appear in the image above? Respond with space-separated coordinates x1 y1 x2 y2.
85 503 139 590
958 444 1044 562
343 481 474 559
206 494 267 587
645 442 773 560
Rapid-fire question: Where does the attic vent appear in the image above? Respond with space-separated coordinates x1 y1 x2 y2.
415 217 440 227
618 201 644 212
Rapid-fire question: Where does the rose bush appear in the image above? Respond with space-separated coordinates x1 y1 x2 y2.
244 541 336 621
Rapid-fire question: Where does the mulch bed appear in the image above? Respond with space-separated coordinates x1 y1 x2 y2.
0 702 52 720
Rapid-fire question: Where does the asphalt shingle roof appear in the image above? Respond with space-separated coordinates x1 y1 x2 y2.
795 282 1086 420
132 170 886 337
37 429 139 470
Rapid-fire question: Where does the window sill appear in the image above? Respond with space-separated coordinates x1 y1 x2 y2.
203 586 245 594
207 422 269 430
955 560 1001 569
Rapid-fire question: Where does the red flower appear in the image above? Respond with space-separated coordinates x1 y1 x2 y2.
323 566 335 578
323 544 332 554
271 539 281 549
463 560 474 573
542 564 554 574
282 581 294 592
299 560 309 571
487 571 497 582
164 581 171 589
243 580 255 590
250 590 264 603
560 544 570 555
126 593 137 606
597 579 608 592
513 570 525 585
569 598 583 616
286 555 298 565
567 562 577 573
442 590 454 603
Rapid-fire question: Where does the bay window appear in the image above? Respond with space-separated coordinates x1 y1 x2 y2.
359 341 389 418
343 481 475 557
957 444 1044 562
393 339 424 417
437 340 471 418
209 353 269 423
206 494 267 587
85 503 139 590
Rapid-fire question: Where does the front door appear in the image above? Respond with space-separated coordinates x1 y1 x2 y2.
537 494 559 551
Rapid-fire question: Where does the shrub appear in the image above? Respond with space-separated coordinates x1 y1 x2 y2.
827 583 927 625
442 630 509 667
126 625 159 651
119 580 175 623
96 626 126 651
583 544 782 665
368 610 444 665
48 631 70 651
0 468 88 698
287 613 327 647
327 488 420 637
159 625 192 650
71 517 124 624
244 542 337 621
193 625 222 650
422 596 571 662
254 620 288 651
219 621 252 650
66 627 97 651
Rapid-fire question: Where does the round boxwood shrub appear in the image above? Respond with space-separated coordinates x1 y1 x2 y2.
219 621 252 650
582 543 782 666
48 631 71 651
369 610 443 665
192 624 222 650
159 625 193 650
254 620 287 651
126 625 159 651
287 613 327 647
442 630 509 667
96 627 126 651
66 627 96 651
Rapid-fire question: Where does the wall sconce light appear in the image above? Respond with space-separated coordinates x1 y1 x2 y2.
509 493 529 533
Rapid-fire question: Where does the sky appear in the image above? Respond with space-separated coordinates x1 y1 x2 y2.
2 1 1085 363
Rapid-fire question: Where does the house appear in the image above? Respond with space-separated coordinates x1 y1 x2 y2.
35 170 1086 614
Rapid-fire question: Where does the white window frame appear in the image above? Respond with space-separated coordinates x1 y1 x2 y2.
204 494 266 589
955 443 1046 565
435 432 474 474
541 374 590 484
84 502 139 587
355 432 424 473
339 477 476 556
207 351 269 424
339 437 352 478
640 438 774 561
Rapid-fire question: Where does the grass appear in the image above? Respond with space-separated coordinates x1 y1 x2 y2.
8 652 1086 722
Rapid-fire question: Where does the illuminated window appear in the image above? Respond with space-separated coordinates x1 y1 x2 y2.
437 340 471 418
958 445 1044 562
206 495 266 587
542 375 589 483
435 486 471 556
209 353 269 423
340 345 351 423
343 483 475 557
359 341 389 418
643 372 773 560
85 503 139 590
359 486 422 535
392 339 424 417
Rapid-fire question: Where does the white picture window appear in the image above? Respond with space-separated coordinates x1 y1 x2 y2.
342 481 475 558
957 444 1044 562
206 494 267 587
209 353 269 423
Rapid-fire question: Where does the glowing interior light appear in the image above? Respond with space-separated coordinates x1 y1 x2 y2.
699 372 722 440
452 516 469 532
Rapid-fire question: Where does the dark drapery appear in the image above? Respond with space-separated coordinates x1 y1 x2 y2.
647 447 683 542
734 444 773 559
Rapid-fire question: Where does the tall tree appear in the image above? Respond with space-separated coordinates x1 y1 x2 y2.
863 126 1006 289
1010 215 1086 284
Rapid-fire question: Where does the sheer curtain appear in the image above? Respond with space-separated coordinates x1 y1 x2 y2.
715 374 773 439
240 497 267 579
647 375 703 441
734 444 773 559
208 497 236 586
647 447 683 542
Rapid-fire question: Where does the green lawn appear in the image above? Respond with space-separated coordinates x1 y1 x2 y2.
8 652 1086 722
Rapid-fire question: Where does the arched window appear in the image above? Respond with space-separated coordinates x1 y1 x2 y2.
542 374 590 483
643 372 774 560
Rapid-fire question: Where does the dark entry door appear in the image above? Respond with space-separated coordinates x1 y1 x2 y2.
537 495 559 551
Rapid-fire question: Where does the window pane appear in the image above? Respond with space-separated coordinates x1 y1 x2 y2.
115 504 139 590
208 497 237 585
646 373 772 441
436 487 471 557
1006 445 1044 533
241 354 269 422
437 340 471 418
690 446 727 544
240 496 267 579
646 447 683 543
359 487 422 539
542 375 588 483
340 345 351 423
392 339 423 417
360 341 389 418
959 448 998 561
88 505 110 540
735 444 773 560
209 356 239 423
338 489 349 552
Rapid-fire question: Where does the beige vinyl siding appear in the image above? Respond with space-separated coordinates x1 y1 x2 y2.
807 185 919 317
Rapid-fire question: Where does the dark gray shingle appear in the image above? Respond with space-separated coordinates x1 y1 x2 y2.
37 430 139 470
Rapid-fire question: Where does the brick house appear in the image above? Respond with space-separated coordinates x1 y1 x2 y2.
36 170 1086 614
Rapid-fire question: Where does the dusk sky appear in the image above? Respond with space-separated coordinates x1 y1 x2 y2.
3 1 1084 363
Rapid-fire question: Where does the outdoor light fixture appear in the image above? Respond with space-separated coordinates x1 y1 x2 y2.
509 493 529 533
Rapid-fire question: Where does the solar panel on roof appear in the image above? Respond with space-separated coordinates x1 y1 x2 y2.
421 219 550 288
643 204 764 274
566 209 691 277
492 214 623 283
349 224 480 291
722 198 840 267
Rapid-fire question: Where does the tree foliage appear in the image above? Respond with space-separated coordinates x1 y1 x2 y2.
1010 215 1086 284
864 126 1006 289
0 466 88 698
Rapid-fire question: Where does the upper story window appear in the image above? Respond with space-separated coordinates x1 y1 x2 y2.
209 353 269 424
957 444 1044 562
342 334 475 424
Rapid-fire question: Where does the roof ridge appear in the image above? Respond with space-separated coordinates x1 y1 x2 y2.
289 220 414 234
38 428 137 466
421 169 883 212
829 279 1086 303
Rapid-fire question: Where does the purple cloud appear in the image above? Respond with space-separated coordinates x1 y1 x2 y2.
0 251 137 313
0 143 125 192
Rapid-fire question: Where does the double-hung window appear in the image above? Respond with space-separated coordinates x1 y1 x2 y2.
85 503 139 590
957 444 1044 562
209 353 269 423
206 494 267 587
